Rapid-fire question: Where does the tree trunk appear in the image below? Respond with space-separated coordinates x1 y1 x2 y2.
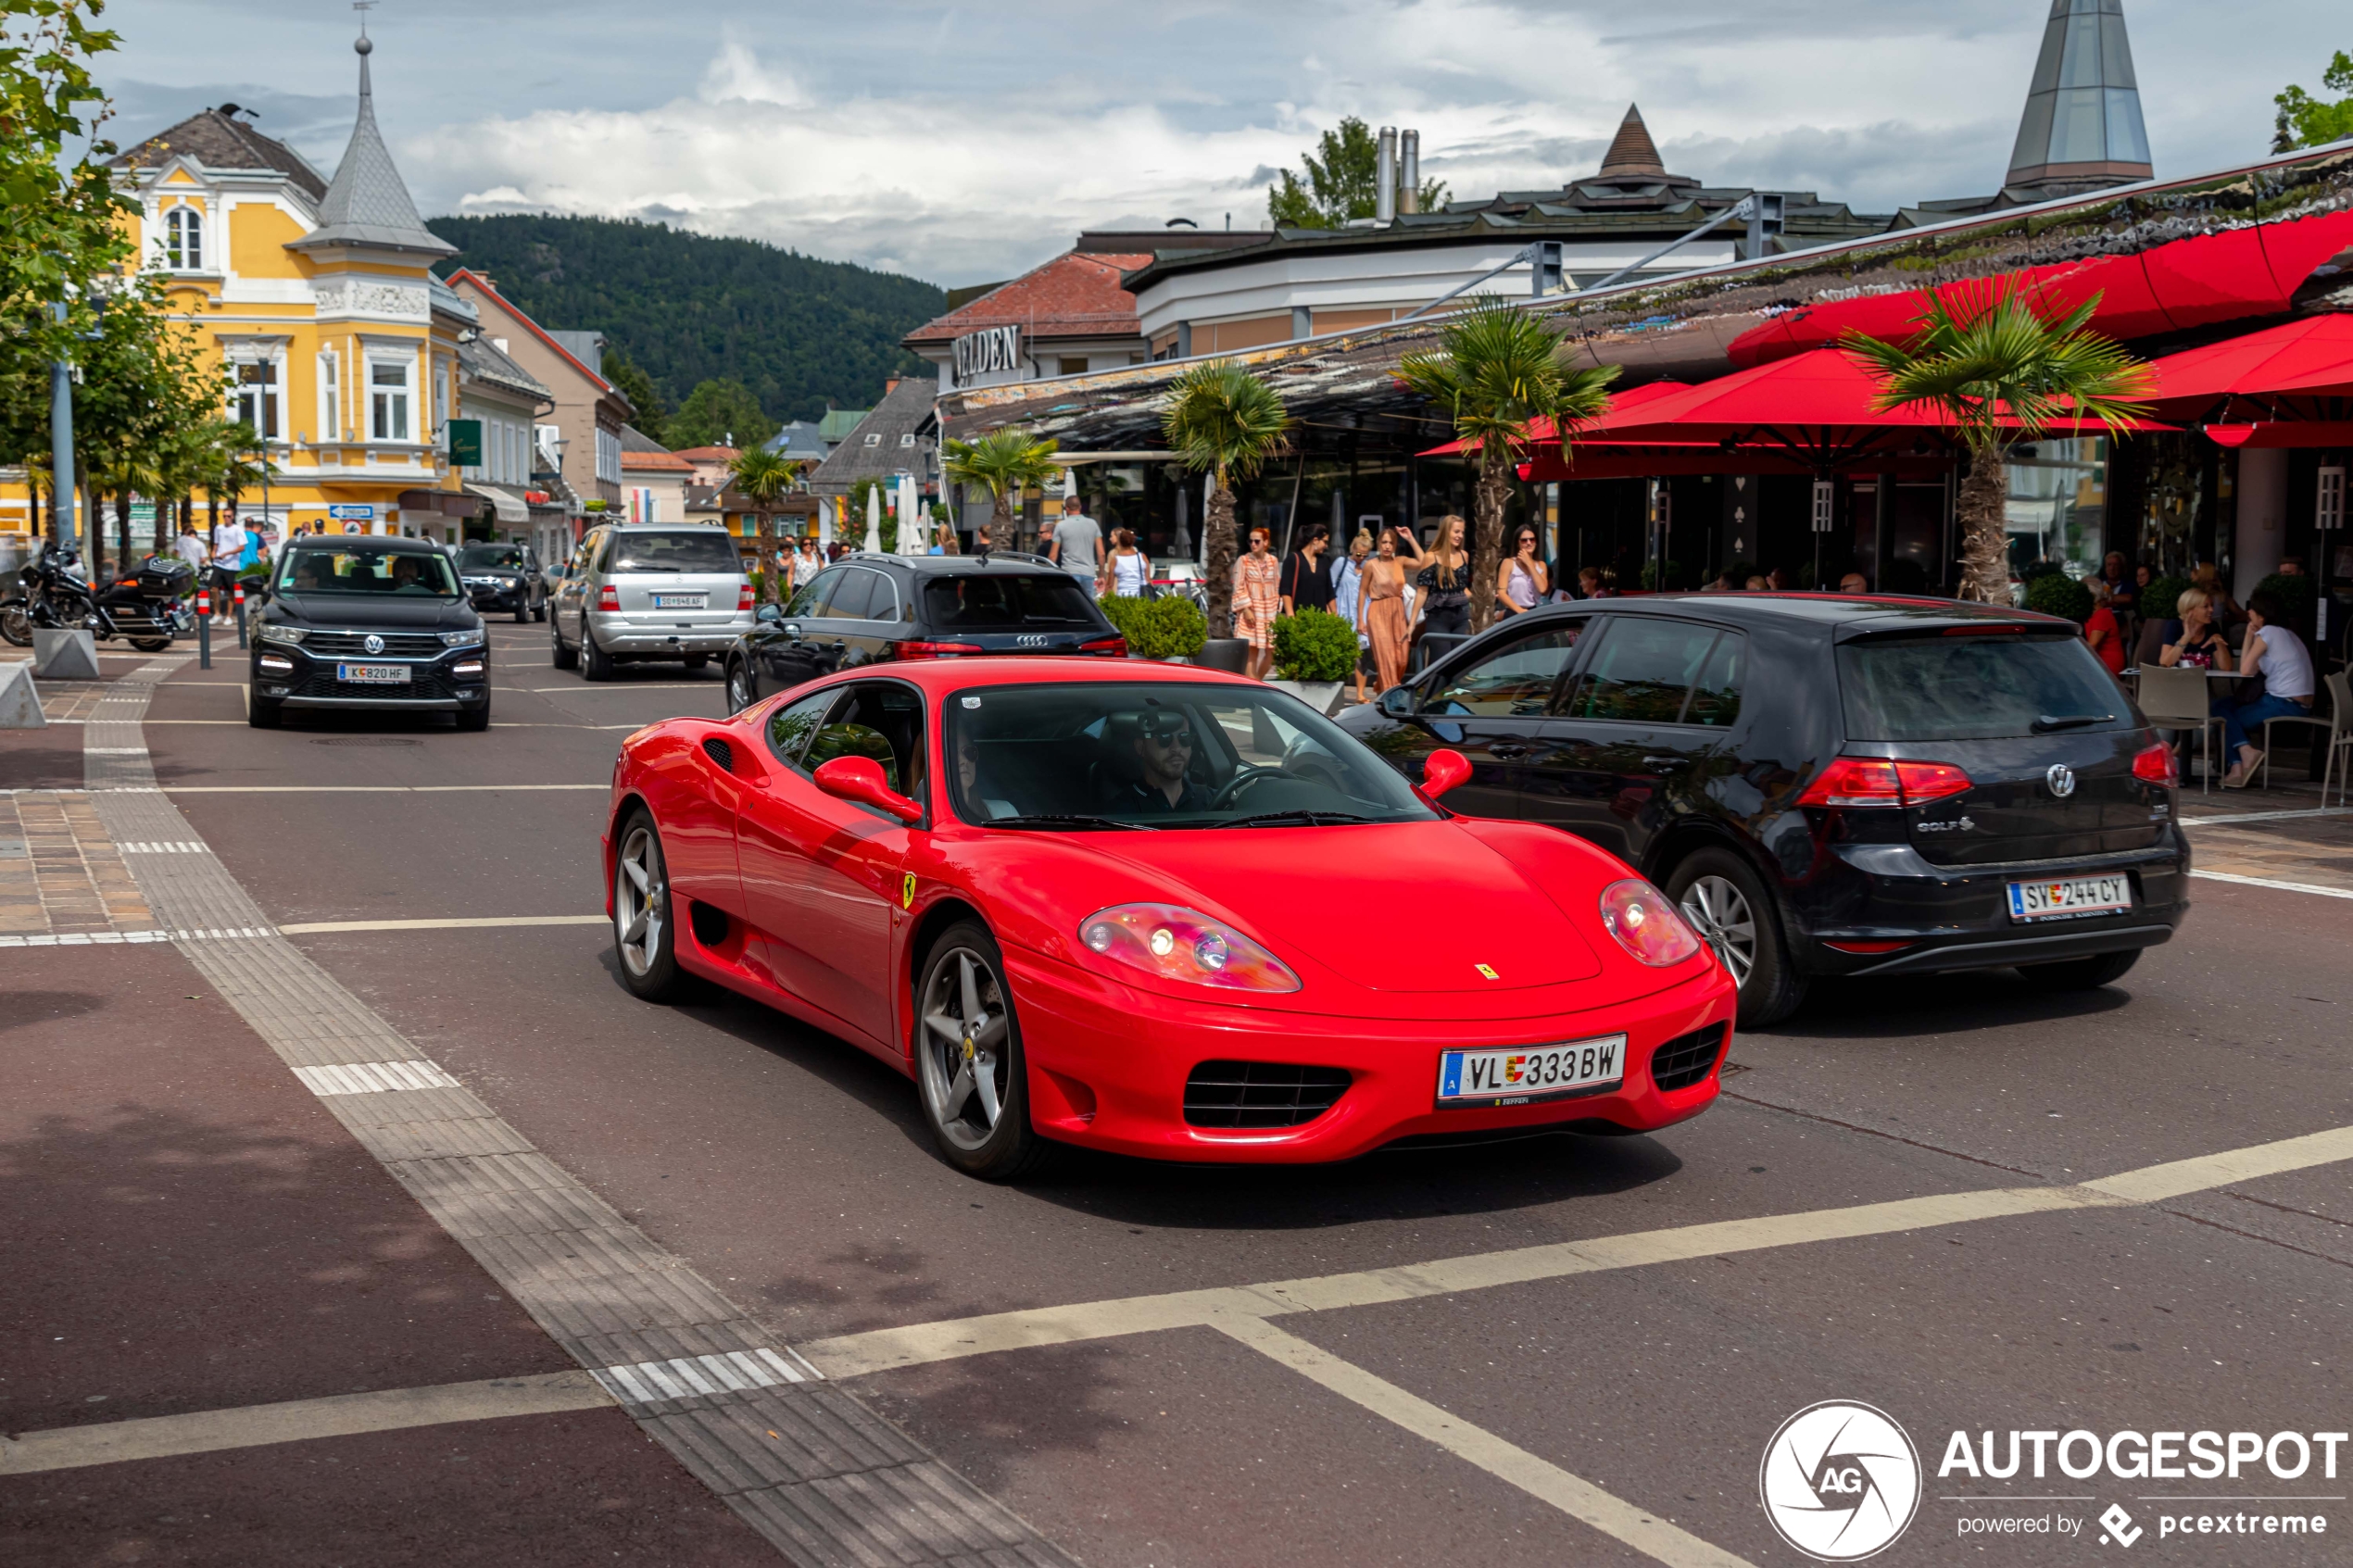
1956 445 2010 604
1466 453 1512 634
118 492 133 577
756 507 778 602
1203 479 1239 639
988 490 1013 554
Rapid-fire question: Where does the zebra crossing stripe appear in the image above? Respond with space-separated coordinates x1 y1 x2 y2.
591 1348 820 1406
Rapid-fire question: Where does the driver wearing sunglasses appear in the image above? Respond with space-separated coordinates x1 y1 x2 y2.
1115 710 1206 813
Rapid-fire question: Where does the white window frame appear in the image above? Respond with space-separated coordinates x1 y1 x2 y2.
164 205 205 271
231 355 281 440
369 358 412 443
316 349 341 442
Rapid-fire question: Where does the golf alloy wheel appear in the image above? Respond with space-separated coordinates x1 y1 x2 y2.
1679 874 1757 990
919 946 1012 1153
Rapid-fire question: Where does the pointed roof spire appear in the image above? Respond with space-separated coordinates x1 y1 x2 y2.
287 21 456 257
1598 105 1666 179
2005 0 2152 196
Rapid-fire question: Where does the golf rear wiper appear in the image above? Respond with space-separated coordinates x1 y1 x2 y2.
1214 810 1379 829
985 814 1157 831
2031 713 2114 733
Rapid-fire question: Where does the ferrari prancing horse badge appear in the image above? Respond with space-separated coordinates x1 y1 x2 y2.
900 872 917 909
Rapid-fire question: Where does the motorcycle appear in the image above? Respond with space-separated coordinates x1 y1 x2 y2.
0 541 184 652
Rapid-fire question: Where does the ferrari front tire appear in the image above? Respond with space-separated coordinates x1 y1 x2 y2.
612 809 683 1001
914 921 1051 1181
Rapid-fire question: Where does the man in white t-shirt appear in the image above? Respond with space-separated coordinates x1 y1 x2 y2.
209 514 247 606
174 522 209 572
1046 495 1101 584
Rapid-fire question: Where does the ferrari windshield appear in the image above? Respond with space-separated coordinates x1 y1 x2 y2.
279 547 459 597
946 682 1436 829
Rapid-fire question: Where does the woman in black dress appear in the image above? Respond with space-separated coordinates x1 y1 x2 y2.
1397 514 1470 638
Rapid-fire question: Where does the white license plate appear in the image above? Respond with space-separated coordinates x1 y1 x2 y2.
334 663 411 684
1437 1034 1626 1108
651 593 707 609
2007 874 2132 922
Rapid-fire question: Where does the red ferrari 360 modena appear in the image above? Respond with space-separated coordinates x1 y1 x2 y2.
604 658 1734 1179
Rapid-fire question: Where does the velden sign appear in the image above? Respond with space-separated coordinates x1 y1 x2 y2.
951 324 1021 383
1759 1401 2345 1560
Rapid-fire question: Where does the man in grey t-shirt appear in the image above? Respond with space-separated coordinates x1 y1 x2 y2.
1047 495 1101 583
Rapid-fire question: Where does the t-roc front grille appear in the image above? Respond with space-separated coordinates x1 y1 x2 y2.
1649 1022 1728 1092
1183 1060 1352 1129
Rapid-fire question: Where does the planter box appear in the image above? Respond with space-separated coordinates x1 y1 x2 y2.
1196 638 1249 674
1267 678 1344 716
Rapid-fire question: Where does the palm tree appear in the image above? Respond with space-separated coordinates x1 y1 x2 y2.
1397 297 1617 633
726 446 801 602
1844 278 2153 603
942 427 1060 554
1159 361 1291 639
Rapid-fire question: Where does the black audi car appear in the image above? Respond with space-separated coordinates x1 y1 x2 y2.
249 537 490 730
454 542 547 621
723 551 1126 711
1340 594 2189 1025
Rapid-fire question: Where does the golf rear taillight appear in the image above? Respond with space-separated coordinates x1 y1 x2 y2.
597 583 620 611
1796 757 1971 808
2132 739 2179 787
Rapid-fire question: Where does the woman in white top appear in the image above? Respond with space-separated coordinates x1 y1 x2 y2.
2218 586 2316 788
1104 528 1149 596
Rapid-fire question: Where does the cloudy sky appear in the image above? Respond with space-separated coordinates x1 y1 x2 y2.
90 0 2343 287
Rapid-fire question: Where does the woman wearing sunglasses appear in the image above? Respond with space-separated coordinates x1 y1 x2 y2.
1495 525 1548 619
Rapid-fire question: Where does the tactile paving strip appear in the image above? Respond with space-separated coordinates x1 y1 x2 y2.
86 659 1076 1568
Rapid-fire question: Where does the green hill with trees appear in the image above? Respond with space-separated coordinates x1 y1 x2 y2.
427 215 943 442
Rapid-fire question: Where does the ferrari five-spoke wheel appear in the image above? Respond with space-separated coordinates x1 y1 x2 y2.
1678 874 1756 990
914 921 1049 1180
612 812 682 999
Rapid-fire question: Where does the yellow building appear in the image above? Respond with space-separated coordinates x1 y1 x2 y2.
6 31 472 546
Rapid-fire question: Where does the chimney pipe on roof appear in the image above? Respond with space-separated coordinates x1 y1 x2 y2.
1399 130 1420 215
1376 126 1397 225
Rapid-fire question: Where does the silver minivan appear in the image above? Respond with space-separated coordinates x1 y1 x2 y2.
550 523 753 680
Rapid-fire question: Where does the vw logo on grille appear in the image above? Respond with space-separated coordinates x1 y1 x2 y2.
362 633 385 655
2045 763 2076 797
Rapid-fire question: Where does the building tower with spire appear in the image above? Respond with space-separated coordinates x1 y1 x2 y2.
2004 0 2153 199
76 24 476 543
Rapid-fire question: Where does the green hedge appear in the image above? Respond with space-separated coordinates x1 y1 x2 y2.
2024 572 2093 622
1101 593 1206 659
1272 607 1359 682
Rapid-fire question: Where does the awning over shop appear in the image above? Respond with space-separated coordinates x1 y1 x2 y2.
2145 315 2353 446
396 488 475 519
1416 381 1692 458
463 483 530 524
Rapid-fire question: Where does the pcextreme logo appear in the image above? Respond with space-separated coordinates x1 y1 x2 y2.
1760 1400 1923 1562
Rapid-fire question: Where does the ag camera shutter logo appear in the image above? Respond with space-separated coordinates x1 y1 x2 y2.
1760 1400 1922 1561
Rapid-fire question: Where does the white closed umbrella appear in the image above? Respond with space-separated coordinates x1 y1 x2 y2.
900 475 923 555
863 485 883 554
818 497 834 550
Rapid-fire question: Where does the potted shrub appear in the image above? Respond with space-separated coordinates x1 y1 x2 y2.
2023 571 2092 623
1126 595 1206 662
1267 607 1357 713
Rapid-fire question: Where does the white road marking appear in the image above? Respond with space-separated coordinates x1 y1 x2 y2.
292 1060 463 1096
0 1370 611 1475
592 1348 822 1405
2180 807 2353 826
278 914 608 934
82 746 149 754
1219 1317 1753 1568
118 841 206 853
0 927 273 947
797 1122 2353 1381
2190 869 2353 901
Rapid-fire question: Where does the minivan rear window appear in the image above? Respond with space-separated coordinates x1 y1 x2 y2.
1837 634 2124 741
604 530 740 574
922 573 1098 629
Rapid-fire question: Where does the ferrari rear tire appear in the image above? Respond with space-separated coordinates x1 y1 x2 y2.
612 810 683 1001
914 921 1051 1181
1667 847 1807 1029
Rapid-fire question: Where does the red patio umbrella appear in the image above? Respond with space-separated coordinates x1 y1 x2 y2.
1415 379 1692 458
2145 314 2353 447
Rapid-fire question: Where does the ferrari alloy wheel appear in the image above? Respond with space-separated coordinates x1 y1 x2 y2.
1678 874 1756 990
915 922 1048 1179
1667 847 1806 1029
612 812 682 999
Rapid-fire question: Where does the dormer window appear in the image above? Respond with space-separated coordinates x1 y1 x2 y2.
164 207 204 270
899 433 915 447
863 433 881 447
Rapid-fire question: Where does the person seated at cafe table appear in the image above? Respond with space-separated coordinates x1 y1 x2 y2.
2084 578 2126 675
2158 585 2233 671
2211 588 2316 789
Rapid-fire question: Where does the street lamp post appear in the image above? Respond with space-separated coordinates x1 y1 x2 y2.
50 301 79 553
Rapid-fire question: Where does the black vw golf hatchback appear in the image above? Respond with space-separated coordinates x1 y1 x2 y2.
1340 594 2188 1025
249 537 490 730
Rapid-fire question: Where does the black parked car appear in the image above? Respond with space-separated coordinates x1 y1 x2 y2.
723 552 1126 712
454 542 547 622
250 537 490 731
1340 595 2188 1025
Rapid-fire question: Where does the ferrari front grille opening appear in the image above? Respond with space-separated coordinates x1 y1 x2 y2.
1649 1022 1729 1093
1183 1060 1352 1129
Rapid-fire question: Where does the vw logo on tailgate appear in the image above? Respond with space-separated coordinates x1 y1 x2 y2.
2045 763 2076 797
362 633 385 655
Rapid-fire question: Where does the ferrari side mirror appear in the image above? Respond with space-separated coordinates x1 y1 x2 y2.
1421 748 1472 800
812 756 924 823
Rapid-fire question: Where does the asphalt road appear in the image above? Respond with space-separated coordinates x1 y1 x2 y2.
31 620 2353 1565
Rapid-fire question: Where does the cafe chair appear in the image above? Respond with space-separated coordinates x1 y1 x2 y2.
2136 665 2226 796
2257 669 2352 803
